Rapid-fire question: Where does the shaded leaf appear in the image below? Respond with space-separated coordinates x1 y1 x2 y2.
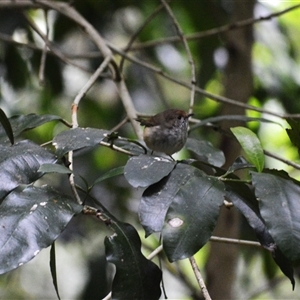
252 170 300 262
0 140 57 199
0 186 82 274
105 222 162 300
162 169 224 261
231 127 264 172
91 166 124 187
38 163 72 174
124 155 175 188
225 181 295 289
286 118 300 154
139 163 197 236
185 138 225 167
224 156 254 176
0 114 63 143
53 127 108 157
0 108 14 145
50 243 61 300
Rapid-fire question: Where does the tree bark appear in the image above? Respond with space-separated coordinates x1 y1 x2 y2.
205 1 255 299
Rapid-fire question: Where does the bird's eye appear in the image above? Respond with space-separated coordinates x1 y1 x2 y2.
177 115 182 120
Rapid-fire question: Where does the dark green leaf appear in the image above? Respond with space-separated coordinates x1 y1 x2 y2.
0 108 14 145
286 118 300 154
0 114 63 143
224 156 254 176
53 127 109 157
139 163 197 236
50 243 61 300
162 169 224 262
186 138 225 167
124 155 175 188
252 171 300 262
225 180 295 288
105 222 162 300
231 127 264 172
0 140 57 199
91 166 124 187
0 186 82 274
38 163 72 174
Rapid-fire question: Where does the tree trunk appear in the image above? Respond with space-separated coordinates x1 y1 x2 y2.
205 1 255 299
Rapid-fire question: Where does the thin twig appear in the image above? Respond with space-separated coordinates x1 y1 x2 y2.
127 3 300 51
264 149 300 170
189 256 212 300
210 236 261 248
161 0 196 113
106 41 300 119
119 2 166 72
73 56 112 106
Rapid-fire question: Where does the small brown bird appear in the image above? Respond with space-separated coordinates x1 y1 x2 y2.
136 108 193 156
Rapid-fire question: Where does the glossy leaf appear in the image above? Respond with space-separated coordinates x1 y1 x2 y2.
225 181 295 288
185 138 225 167
105 222 162 300
0 108 14 145
252 170 300 262
0 186 82 274
231 127 264 172
124 155 175 188
162 169 224 261
139 163 198 236
0 140 57 199
53 127 108 157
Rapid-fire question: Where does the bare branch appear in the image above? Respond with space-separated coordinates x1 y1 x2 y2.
161 0 196 113
189 256 212 300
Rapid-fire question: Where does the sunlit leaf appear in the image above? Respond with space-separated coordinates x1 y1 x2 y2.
105 222 162 300
0 186 82 274
231 126 264 172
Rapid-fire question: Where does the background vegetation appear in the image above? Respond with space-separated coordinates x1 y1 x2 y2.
1 0 300 299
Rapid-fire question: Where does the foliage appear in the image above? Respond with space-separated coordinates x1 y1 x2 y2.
1 1 300 299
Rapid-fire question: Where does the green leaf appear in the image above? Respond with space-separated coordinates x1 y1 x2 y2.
105 222 162 300
286 118 300 154
124 155 175 188
50 243 61 300
252 170 300 262
0 140 57 199
0 108 14 145
38 163 72 174
185 138 225 167
53 127 109 157
0 113 63 143
162 169 224 262
139 163 197 236
91 166 124 187
225 181 295 288
0 186 82 274
231 126 264 172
